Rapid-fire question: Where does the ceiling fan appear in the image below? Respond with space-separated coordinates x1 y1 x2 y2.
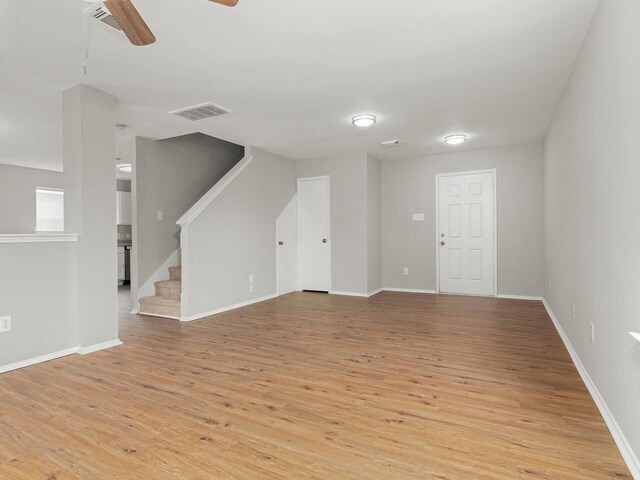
102 0 238 46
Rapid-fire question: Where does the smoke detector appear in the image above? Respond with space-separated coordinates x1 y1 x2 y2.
169 102 233 121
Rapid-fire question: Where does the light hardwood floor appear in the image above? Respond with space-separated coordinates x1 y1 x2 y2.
0 292 631 479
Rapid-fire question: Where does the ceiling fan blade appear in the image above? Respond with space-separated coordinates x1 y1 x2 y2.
209 0 239 6
104 0 156 46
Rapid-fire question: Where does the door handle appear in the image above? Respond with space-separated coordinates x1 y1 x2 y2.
441 241 445 246
322 238 327 243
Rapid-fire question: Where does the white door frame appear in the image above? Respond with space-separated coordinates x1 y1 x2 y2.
297 175 331 292
435 168 497 296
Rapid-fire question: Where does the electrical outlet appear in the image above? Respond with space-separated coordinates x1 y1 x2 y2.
157 211 164 221
249 284 254 293
590 322 595 344
249 274 254 284
571 303 576 319
403 267 409 275
0 316 11 333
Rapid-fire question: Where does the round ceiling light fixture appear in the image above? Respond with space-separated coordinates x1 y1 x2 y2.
444 134 467 145
352 114 376 127
117 163 132 173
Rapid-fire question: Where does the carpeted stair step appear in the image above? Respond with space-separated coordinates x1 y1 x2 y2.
169 266 181 281
139 296 181 319
154 280 181 300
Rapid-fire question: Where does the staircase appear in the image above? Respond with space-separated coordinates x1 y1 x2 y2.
139 266 182 319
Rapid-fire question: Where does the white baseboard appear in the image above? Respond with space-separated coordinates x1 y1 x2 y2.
137 311 182 321
0 347 78 374
329 290 369 297
383 287 438 294
542 298 640 479
1 339 122 374
329 289 383 298
77 339 123 355
496 294 543 301
182 294 278 322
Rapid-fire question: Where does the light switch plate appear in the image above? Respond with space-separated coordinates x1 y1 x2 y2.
157 211 164 221
412 213 425 221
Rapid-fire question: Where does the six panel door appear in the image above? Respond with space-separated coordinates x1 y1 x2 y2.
438 172 495 296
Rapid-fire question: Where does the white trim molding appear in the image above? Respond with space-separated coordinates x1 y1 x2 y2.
496 294 544 301
542 299 640 479
76 339 123 355
329 291 369 298
0 234 78 244
138 311 182 321
368 288 384 297
177 155 254 226
1 339 122 374
0 347 78 374
383 287 438 294
181 294 278 322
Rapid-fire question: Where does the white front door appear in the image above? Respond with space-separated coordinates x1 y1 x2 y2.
276 195 298 295
298 176 330 292
437 170 496 296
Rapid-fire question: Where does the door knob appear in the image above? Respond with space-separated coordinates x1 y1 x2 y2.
322 238 327 243
278 241 284 246
441 241 445 246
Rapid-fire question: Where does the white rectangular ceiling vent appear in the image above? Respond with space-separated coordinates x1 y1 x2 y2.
170 103 233 121
87 4 122 32
380 139 401 147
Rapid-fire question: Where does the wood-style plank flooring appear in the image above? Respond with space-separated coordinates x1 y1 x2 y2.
0 291 631 479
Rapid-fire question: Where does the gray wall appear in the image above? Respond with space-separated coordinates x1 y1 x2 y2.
544 0 640 466
382 143 544 296
0 242 77 366
367 155 382 293
0 165 63 233
296 153 369 294
185 148 296 317
135 133 244 286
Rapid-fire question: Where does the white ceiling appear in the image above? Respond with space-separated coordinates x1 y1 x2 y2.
0 0 597 171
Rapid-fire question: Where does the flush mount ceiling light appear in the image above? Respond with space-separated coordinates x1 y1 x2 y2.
444 134 467 145
352 114 376 127
117 163 132 173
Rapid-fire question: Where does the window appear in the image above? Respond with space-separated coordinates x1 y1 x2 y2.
36 188 64 232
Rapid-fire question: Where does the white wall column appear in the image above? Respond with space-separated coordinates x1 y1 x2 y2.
62 85 119 349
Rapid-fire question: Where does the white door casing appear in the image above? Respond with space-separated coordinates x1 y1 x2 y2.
436 170 496 296
297 176 331 292
276 195 298 295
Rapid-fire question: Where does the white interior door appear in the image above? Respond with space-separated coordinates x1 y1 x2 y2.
438 170 495 296
298 177 330 292
276 195 298 295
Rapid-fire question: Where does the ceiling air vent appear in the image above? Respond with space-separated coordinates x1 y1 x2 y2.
170 103 233 121
87 4 123 32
